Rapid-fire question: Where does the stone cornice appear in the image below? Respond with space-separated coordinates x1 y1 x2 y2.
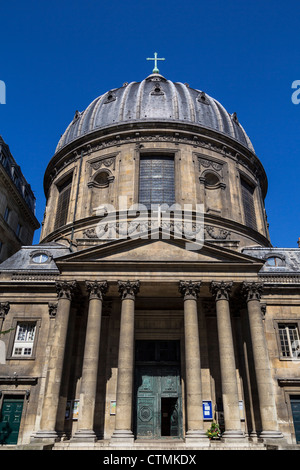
0 163 40 229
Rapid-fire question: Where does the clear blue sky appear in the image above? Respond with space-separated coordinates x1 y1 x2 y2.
0 0 299 247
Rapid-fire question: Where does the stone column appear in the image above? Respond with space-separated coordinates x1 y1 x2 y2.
210 281 244 440
32 281 76 442
179 281 207 445
111 280 140 444
72 280 108 442
242 282 283 440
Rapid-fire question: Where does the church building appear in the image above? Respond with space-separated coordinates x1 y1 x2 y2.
0 57 299 450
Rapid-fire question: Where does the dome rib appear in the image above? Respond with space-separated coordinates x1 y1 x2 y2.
55 74 255 154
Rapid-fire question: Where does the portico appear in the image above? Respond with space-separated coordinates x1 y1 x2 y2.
28 232 283 446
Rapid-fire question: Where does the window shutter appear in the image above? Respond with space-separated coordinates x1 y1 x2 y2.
139 155 175 209
54 178 72 229
241 179 257 230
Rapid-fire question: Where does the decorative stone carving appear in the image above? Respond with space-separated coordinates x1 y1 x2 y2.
89 155 116 172
0 302 10 318
179 280 201 300
241 282 264 302
118 280 140 300
85 280 108 300
48 302 58 318
55 281 77 300
210 281 233 301
205 225 231 240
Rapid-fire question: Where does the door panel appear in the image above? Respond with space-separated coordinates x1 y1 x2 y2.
291 396 300 444
0 397 23 445
135 365 182 439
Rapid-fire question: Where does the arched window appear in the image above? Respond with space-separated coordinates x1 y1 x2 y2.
265 256 284 267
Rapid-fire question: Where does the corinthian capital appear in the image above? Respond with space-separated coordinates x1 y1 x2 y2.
56 281 77 300
86 280 108 300
179 280 201 300
118 280 140 300
241 282 264 302
210 281 233 301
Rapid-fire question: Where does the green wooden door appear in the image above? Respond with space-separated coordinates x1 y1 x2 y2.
135 341 182 440
291 396 300 444
135 366 182 439
0 397 24 445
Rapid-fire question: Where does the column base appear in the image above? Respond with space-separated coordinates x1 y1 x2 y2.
110 430 135 446
185 430 209 446
71 429 97 442
30 430 60 443
259 430 284 440
221 430 245 442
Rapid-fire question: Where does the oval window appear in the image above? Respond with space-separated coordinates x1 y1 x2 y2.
205 172 220 186
94 172 109 186
32 253 49 264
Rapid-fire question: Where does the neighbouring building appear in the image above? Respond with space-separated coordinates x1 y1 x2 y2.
0 64 299 450
0 136 39 262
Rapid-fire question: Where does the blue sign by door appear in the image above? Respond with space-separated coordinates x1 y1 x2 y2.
202 400 213 420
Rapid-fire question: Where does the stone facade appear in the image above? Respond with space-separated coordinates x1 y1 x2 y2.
0 136 39 262
0 73 299 450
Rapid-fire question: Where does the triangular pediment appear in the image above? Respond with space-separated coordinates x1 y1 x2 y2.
55 228 263 268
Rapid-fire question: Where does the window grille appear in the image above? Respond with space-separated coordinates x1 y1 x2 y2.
13 322 36 357
241 178 257 230
139 155 175 209
54 177 72 229
278 323 300 358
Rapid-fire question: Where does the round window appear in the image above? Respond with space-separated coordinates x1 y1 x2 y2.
94 171 109 186
32 253 49 264
205 172 220 186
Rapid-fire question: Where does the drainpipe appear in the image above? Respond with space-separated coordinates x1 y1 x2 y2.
70 149 84 251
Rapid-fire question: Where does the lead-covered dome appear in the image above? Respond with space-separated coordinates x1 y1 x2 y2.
55 73 255 154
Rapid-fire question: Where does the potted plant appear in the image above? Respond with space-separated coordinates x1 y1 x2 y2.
206 422 221 440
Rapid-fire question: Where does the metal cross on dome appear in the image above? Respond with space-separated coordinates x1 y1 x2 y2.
147 52 165 74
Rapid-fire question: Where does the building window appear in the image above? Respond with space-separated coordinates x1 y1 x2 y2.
54 176 72 230
16 223 22 237
278 323 300 358
12 322 36 357
4 206 10 223
241 178 257 230
266 256 284 267
139 155 175 209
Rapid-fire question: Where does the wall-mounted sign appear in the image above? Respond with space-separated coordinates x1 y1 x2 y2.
202 400 213 420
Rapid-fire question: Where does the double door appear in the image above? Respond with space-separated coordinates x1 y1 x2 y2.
135 365 182 439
